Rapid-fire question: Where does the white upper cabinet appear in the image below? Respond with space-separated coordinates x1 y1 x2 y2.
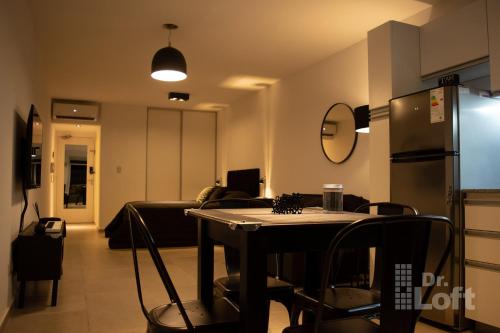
420 0 489 77
488 0 500 95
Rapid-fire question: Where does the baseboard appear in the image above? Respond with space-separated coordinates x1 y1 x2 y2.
0 300 14 332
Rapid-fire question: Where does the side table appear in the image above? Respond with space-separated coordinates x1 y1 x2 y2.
13 221 66 308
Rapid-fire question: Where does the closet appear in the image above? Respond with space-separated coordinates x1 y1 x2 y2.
146 108 216 200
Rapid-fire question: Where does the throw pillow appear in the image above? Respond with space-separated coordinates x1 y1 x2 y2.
207 186 227 201
196 186 216 203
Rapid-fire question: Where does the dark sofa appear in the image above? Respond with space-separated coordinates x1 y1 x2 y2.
105 201 201 248
104 168 261 249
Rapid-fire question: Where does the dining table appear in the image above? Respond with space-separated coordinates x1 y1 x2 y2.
185 207 372 333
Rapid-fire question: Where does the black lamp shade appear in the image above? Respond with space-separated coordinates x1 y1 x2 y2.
354 105 370 133
151 46 187 81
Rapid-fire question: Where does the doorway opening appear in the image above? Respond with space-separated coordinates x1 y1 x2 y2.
50 124 100 225
64 144 88 209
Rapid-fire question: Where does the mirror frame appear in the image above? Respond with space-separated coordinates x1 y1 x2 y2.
320 103 358 164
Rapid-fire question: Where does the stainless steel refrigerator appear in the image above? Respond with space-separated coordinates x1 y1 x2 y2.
390 85 500 330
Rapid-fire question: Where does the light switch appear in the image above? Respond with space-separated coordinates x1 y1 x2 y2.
116 166 122 174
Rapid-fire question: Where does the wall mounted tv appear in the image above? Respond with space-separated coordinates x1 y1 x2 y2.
25 104 43 189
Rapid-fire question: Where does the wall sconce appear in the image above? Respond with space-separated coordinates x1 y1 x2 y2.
355 105 370 133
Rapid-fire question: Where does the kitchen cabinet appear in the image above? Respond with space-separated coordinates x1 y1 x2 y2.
463 190 500 328
420 0 489 77
487 0 500 95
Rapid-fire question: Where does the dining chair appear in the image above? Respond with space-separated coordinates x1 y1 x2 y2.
283 214 454 333
125 203 240 333
290 202 419 324
200 198 295 324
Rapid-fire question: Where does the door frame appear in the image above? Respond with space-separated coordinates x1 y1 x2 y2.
55 136 95 223
49 123 101 226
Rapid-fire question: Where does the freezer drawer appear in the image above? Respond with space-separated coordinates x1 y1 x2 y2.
465 263 500 328
464 200 500 233
465 234 500 265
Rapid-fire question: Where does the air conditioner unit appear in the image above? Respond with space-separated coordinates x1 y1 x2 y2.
52 99 100 123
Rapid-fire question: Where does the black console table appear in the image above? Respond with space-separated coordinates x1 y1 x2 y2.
13 221 66 308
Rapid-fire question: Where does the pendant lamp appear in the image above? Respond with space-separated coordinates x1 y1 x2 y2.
151 23 187 82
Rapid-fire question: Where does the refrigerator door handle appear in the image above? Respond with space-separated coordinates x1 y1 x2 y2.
446 185 453 206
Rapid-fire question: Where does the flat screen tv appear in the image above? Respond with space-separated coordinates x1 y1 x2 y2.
25 104 43 189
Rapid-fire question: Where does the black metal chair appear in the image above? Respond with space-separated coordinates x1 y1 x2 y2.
290 202 419 324
125 203 240 333
283 214 453 333
200 198 295 324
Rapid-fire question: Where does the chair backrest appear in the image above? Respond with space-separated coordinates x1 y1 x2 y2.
354 202 419 216
353 202 419 291
125 203 194 331
200 198 272 276
314 215 453 333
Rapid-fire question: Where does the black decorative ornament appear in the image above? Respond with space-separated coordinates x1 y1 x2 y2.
272 193 303 214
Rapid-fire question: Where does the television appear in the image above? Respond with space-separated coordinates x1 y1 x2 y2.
24 105 43 189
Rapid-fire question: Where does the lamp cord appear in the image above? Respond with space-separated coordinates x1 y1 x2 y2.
168 28 172 46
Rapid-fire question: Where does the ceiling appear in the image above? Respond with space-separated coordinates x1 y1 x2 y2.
29 0 433 111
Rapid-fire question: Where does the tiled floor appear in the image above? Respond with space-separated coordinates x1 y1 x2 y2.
2 224 472 333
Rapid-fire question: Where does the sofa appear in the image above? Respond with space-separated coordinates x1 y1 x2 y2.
104 168 261 249
105 201 201 248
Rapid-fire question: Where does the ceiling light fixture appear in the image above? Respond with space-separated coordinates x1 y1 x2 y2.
354 105 370 133
151 23 187 82
168 92 190 101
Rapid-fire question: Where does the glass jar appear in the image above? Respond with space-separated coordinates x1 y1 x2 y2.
323 184 343 212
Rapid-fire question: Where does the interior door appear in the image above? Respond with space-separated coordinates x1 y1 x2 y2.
56 136 95 223
181 111 217 200
146 109 182 200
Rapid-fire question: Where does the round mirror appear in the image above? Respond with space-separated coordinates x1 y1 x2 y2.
320 103 357 164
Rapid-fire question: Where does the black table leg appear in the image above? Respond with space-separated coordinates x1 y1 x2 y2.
239 231 268 333
51 279 59 306
198 218 214 304
303 251 323 324
18 280 26 308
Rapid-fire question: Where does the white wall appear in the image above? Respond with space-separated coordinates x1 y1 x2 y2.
99 103 147 229
226 41 370 198
225 91 268 173
224 0 478 200
0 0 41 325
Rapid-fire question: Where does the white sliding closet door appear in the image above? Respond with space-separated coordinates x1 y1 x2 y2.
181 111 217 200
147 109 181 200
